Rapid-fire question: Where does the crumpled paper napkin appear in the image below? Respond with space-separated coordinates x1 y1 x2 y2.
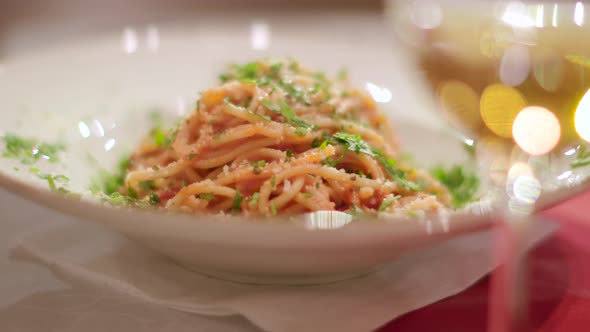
10 219 554 332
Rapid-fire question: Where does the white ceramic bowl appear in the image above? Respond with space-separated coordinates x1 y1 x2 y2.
0 9 495 284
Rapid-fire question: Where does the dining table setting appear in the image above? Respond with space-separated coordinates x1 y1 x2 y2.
1 1 589 331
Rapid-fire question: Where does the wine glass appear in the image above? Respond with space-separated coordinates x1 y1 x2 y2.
385 1 590 330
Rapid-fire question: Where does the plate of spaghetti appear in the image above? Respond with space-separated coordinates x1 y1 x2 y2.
0 15 493 284
122 59 453 217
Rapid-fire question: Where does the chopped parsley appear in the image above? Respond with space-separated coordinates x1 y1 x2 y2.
138 180 156 191
332 132 375 156
232 190 244 212
320 155 344 167
249 192 260 207
149 111 176 147
571 145 590 169
431 165 479 208
252 160 267 168
330 132 420 191
350 204 364 216
286 149 294 160
219 62 261 83
189 153 197 160
103 192 130 206
337 68 348 81
90 156 131 195
149 193 161 205
270 201 277 216
378 195 401 212
2 134 65 164
270 175 276 189
302 193 313 199
127 185 138 199
311 137 321 148
277 80 312 105
294 127 309 136
224 96 271 121
252 160 267 175
268 63 283 79
29 167 74 195
198 193 216 201
260 98 315 130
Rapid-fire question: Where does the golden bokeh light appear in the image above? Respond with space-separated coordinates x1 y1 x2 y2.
439 80 482 131
512 106 561 155
575 88 590 142
480 84 527 138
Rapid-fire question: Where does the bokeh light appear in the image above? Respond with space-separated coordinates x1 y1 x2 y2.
533 55 563 92
250 22 270 51
513 174 542 204
502 2 535 28
575 88 590 142
575 2 585 27
366 82 393 103
439 80 481 131
410 1 443 29
506 162 541 206
480 84 527 138
512 106 561 155
122 27 138 54
499 45 531 87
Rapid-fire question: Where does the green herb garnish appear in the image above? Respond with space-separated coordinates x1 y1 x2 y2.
149 193 161 205
350 204 364 216
277 80 312 105
378 195 401 212
431 165 479 208
331 132 420 191
270 175 276 189
286 149 294 160
311 137 321 148
571 145 590 168
332 132 375 156
252 160 267 168
337 68 348 81
320 155 344 167
270 201 277 216
198 193 216 201
232 190 244 212
127 186 138 199
92 156 131 195
249 192 260 207
138 180 156 191
260 98 315 130
2 134 65 164
302 193 312 199
294 127 308 136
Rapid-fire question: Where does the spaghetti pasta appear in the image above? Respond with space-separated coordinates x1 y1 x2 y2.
121 59 451 216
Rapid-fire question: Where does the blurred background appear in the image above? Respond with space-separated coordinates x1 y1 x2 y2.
0 0 381 57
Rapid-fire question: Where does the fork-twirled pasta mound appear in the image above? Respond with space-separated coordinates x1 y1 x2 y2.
122 60 450 216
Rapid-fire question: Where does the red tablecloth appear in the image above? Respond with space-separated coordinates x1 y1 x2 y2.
380 190 590 332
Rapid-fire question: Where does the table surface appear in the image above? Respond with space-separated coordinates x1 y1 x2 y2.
2 185 590 332
380 189 590 332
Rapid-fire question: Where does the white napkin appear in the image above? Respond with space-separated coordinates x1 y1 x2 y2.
10 220 554 332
